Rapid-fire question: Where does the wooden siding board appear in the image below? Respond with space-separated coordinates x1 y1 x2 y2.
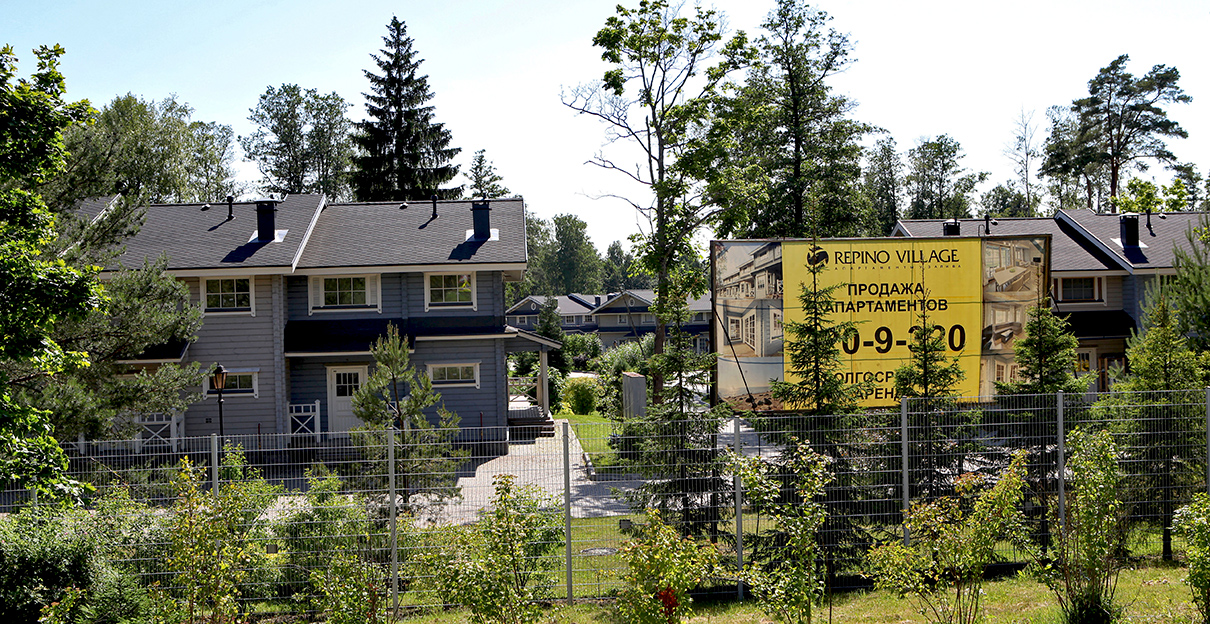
183 275 278 437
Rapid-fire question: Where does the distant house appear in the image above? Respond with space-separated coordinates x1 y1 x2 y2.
505 290 712 353
894 209 1205 392
95 194 556 448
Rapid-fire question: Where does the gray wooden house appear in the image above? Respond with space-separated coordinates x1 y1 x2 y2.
103 194 556 448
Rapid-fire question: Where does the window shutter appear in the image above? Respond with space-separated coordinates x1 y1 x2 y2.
310 277 322 314
368 274 380 309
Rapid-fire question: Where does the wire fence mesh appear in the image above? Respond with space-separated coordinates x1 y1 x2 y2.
3 388 1209 616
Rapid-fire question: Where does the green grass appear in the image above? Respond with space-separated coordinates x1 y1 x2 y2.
562 412 624 470
392 565 1199 623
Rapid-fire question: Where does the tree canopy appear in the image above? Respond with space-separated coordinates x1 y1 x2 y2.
0 45 102 494
240 84 353 198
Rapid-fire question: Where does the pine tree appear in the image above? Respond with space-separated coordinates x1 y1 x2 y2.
352 16 461 201
351 324 466 513
770 259 869 415
995 299 1084 396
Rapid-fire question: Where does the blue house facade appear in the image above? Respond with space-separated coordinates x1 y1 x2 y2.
105 194 554 447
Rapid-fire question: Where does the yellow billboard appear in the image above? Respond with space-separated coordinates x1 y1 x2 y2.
783 239 983 404
713 236 1050 409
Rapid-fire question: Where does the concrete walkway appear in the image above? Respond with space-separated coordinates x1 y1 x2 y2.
431 419 643 525
425 416 779 526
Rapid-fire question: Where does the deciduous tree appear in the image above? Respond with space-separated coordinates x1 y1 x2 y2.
563 0 745 401
353 16 461 201
905 135 987 220
706 0 871 239
0 45 100 495
862 137 902 236
240 84 353 198
549 213 602 294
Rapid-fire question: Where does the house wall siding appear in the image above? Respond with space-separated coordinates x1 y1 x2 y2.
286 273 406 320
182 275 278 437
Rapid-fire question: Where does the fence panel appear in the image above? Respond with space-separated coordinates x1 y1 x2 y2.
2 387 1208 616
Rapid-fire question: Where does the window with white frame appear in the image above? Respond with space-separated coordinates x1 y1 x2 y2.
728 317 741 341
428 363 480 388
203 277 254 314
204 370 258 398
1075 348 1094 374
771 310 783 339
743 313 757 348
562 315 575 325
425 273 476 310
1057 277 1100 302
642 314 655 324
309 275 380 314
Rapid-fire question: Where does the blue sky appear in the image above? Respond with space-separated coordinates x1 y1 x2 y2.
6 0 1209 252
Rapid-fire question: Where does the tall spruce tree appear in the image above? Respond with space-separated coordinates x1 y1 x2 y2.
1098 290 1210 560
353 16 461 201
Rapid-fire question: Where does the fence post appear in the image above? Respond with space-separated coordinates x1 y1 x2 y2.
210 433 219 494
1057 391 1066 534
901 397 910 546
1205 387 1210 496
388 426 399 614
733 414 743 601
562 421 573 604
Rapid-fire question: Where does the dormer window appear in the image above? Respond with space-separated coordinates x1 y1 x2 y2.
308 275 381 314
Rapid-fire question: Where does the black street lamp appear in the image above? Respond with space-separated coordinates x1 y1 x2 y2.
212 363 227 438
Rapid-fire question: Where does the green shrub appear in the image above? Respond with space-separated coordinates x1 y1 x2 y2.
1175 492 1210 623
1036 429 1126 624
424 474 563 624
562 333 602 370
0 506 148 624
561 376 600 415
729 439 833 624
274 466 377 597
618 510 718 624
868 451 1030 624
310 549 390 624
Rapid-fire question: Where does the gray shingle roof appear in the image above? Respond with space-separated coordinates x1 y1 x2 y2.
295 198 526 269
1058 209 1206 271
111 194 323 271
896 216 1122 273
506 295 596 316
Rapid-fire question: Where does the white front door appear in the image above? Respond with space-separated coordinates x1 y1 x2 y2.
327 365 368 434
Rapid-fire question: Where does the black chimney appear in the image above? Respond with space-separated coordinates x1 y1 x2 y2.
431 194 438 219
226 195 235 221
1120 213 1140 247
256 199 279 242
471 201 491 240
942 218 961 236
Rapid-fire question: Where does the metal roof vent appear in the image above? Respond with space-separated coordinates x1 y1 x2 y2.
942 218 961 236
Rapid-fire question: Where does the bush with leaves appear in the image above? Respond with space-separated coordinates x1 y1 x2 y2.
0 505 148 624
273 466 378 597
310 549 390 624
728 439 833 624
561 375 600 415
561 332 602 371
618 509 719 624
867 451 1030 624
592 334 653 417
1176 493 1210 623
1035 429 1126 624
424 474 563 624
151 447 280 624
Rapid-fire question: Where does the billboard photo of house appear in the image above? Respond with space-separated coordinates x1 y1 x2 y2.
713 240 785 410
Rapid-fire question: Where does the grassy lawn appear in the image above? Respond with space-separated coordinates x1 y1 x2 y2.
560 412 624 470
396 565 1198 623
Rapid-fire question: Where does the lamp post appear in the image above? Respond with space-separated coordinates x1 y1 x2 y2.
212 363 227 439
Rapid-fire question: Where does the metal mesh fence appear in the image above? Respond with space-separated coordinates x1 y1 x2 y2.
3 388 1208 615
